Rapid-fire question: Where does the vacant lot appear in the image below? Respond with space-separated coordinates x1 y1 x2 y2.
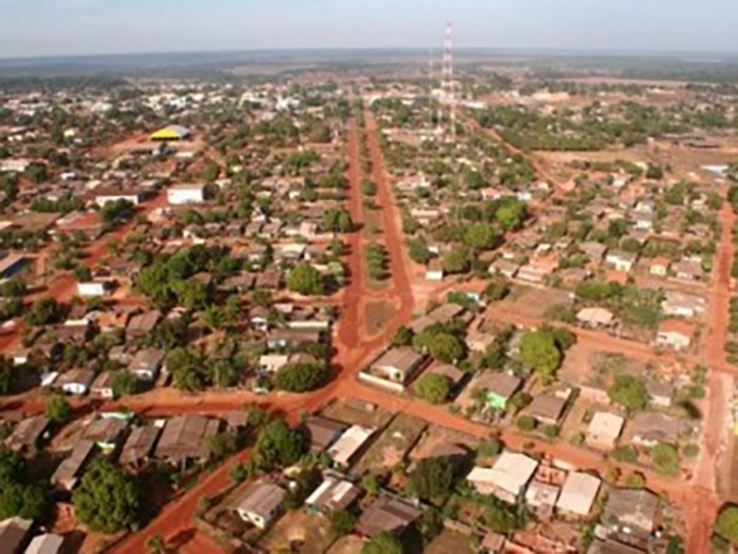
364 299 395 337
426 528 475 554
355 413 427 476
496 285 574 320
408 425 480 464
259 510 332 554
320 398 394 430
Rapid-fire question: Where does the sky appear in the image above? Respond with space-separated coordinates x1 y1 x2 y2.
0 0 737 59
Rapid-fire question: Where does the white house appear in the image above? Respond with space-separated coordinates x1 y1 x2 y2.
57 369 96 396
0 159 30 173
167 184 206 205
128 348 165 381
76 281 108 297
425 260 444 281
94 189 142 207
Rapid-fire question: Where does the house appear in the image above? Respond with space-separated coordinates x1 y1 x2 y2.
577 307 615 328
267 329 321 349
489 259 519 279
154 415 220 465
151 125 191 141
361 347 426 390
0 517 32 554
656 320 694 351
305 474 361 515
0 158 30 172
579 242 608 263
126 310 161 338
587 539 646 554
76 281 108 297
167 183 206 205
646 381 674 408
524 480 560 519
51 439 96 491
119 425 162 469
304 416 348 453
55 368 96 395
355 495 421 539
661 291 706 318
328 425 374 468
467 452 539 503
524 394 567 426
476 372 522 411
90 371 117 399
425 260 444 281
93 187 144 207
82 417 128 452
258 354 289 373
603 488 659 538
606 251 637 273
236 481 286 530
631 412 679 447
648 257 671 277
556 472 601 517
128 348 165 381
409 303 465 334
672 258 704 282
5 415 49 452
480 532 507 554
25 533 64 554
586 412 624 450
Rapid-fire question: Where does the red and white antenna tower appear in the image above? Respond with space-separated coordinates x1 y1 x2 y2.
442 21 456 138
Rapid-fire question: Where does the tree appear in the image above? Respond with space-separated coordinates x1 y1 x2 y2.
112 371 141 398
0 357 14 395
625 472 646 488
73 458 140 534
485 497 527 535
391 326 414 347
329 510 357 538
46 395 71 424
518 331 562 384
516 415 536 432
361 473 380 496
651 442 680 476
428 333 465 363
274 362 329 393
407 457 455 503
254 419 306 470
0 448 48 520
414 373 452 405
408 238 432 264
146 534 167 554
716 505 738 543
25 298 62 326
100 199 136 224
323 208 353 234
362 531 404 554
496 198 527 231
287 264 325 296
24 162 49 184
608 375 648 414
442 248 470 274
463 223 497 251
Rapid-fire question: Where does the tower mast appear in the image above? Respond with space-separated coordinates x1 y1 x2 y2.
442 21 456 138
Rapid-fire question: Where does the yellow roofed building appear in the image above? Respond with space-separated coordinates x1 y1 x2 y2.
150 125 191 141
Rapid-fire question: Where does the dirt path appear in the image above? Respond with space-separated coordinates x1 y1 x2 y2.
687 202 737 554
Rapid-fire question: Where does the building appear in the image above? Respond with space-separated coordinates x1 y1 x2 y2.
0 517 32 554
631 412 679 447
605 251 637 273
646 381 674 408
648 257 671 277
524 480 560 519
661 291 705 319
82 417 128 452
425 260 444 281
656 320 694 351
467 452 539 503
327 425 374 468
55 368 96 395
603 488 659 539
5 415 49 452
360 347 426 391
154 415 220 465
90 372 117 399
577 307 615 328
51 439 96 491
236 481 286 530
25 533 64 554
93 188 143 207
355 495 421 539
167 183 206 205
119 425 162 469
586 412 624 450
126 310 161 338
556 472 601 517
150 125 191 141
76 281 108 297
127 348 165 381
475 372 522 411
0 254 29 279
304 416 348 453
524 394 568 426
305 474 361 515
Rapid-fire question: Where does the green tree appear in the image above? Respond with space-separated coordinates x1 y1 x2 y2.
329 509 357 538
25 298 62 326
716 505 738 543
428 333 465 363
463 223 497 251
254 419 306 470
0 357 14 395
72 458 140 534
145 534 167 554
414 373 452 405
323 208 353 234
442 248 470 274
112 371 141 398
625 472 646 488
495 198 527 231
407 457 455 503
274 362 329 393
608 375 648 414
46 395 71 424
391 326 414 347
287 264 325 295
651 442 680 476
362 531 404 554
518 331 562 384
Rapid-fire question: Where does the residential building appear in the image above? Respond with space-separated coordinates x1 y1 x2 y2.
304 416 348 453
361 347 426 390
586 412 624 450
305 474 361 515
328 425 374 468
467 452 539 503
5 416 49 453
355 495 421 539
656 320 694 351
120 425 162 470
236 481 286 530
603 488 660 539
524 394 568 426
631 412 679 447
127 348 165 381
556 472 601 517
167 184 206 205
154 415 220 465
55 368 96 395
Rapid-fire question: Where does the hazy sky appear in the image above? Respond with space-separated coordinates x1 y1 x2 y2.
1 0 737 59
